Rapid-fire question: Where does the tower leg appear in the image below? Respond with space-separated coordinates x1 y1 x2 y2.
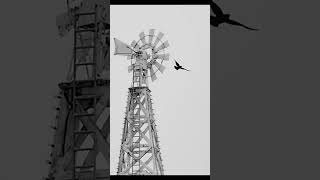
117 87 164 175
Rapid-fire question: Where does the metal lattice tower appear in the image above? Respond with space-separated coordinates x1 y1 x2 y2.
114 29 169 175
45 1 110 180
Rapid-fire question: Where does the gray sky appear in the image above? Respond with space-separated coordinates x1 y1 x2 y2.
110 5 210 175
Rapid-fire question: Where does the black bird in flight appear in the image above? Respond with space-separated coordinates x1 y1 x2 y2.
210 1 259 31
174 60 190 71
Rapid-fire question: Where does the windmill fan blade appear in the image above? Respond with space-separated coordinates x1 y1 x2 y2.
141 46 150 50
131 40 140 50
66 53 74 81
155 53 170 61
153 61 165 73
69 0 83 9
149 67 157 82
128 64 133 72
155 40 169 52
56 11 74 37
139 31 147 46
131 40 137 47
149 29 155 44
114 38 133 56
153 32 164 47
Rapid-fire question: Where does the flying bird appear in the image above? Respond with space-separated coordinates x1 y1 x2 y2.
174 60 190 71
210 1 259 31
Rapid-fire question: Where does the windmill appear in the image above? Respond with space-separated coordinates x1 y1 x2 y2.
113 29 168 175
45 0 110 180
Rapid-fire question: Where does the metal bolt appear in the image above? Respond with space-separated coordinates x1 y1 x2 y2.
50 126 57 130
46 160 52 165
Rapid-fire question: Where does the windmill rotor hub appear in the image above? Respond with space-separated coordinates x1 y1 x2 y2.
114 29 170 83
137 50 149 61
143 46 153 60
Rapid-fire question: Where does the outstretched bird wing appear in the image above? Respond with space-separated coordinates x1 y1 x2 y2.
181 67 190 71
175 60 181 67
210 1 224 17
210 16 219 26
226 19 259 31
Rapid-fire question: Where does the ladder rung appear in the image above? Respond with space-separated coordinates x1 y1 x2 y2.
74 79 97 85
75 94 98 100
134 116 145 118
77 170 94 174
75 12 96 16
96 177 109 179
75 45 95 49
75 29 95 33
74 130 95 134
74 113 95 117
74 148 94 151
75 165 95 169
75 62 95 66
133 144 149 147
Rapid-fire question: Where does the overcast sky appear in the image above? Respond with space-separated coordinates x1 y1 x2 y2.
110 5 210 175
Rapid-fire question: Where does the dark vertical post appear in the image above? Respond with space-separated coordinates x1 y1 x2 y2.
72 13 77 180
